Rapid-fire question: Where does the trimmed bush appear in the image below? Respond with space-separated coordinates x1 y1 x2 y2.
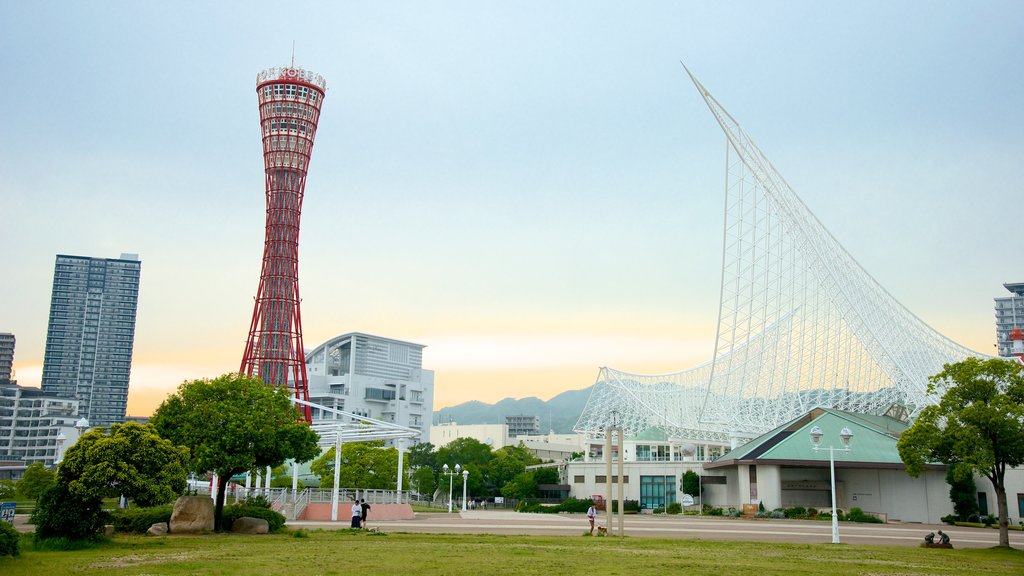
110 505 173 534
652 507 665 514
667 502 682 515
221 505 285 533
0 520 20 557
785 506 806 518
31 484 108 541
769 510 786 519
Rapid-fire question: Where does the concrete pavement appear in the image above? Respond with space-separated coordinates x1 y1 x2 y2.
292 510 1024 548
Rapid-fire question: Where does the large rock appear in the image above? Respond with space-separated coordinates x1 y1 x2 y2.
170 496 215 533
147 522 169 536
232 516 270 534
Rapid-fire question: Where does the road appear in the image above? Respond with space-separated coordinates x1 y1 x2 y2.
293 510 1024 549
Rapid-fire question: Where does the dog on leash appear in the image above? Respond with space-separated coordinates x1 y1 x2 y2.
596 525 607 536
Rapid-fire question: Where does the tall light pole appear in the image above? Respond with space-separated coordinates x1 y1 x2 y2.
461 469 469 512
442 463 461 513
809 424 853 544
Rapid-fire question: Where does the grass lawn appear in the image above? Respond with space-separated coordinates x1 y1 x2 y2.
2 530 1022 575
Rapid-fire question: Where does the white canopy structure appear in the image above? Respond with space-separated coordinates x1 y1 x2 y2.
294 398 421 521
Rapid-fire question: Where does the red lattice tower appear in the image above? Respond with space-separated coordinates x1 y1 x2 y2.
240 66 327 421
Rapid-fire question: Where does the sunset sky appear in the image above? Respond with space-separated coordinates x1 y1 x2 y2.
1 2 1021 415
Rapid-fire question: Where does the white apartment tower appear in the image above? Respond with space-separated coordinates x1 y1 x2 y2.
305 332 433 443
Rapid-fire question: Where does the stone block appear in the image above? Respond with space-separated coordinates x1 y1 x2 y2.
170 495 215 533
232 516 269 534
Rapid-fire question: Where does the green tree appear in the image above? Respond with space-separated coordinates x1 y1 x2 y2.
682 470 700 499
57 422 189 507
151 373 320 531
897 358 1024 548
407 442 436 470
533 467 559 485
311 441 399 489
945 465 979 521
16 462 56 501
410 466 437 497
500 471 537 500
0 479 15 500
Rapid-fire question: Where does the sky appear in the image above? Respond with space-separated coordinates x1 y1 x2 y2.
1 2 1021 416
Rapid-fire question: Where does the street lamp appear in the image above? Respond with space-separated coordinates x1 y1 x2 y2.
442 463 461 513
809 424 853 544
461 469 469 512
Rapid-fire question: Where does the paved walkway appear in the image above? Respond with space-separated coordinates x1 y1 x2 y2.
292 510 1024 549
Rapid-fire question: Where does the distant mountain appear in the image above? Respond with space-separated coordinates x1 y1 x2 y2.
433 386 593 434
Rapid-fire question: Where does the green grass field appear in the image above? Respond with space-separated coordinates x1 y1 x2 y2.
2 530 1022 575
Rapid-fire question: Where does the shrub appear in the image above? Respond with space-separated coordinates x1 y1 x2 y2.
725 507 740 517
31 484 108 541
770 510 786 519
705 506 724 516
652 507 665 514
667 502 682 515
755 511 770 518
221 505 285 532
110 505 173 534
982 515 996 527
940 514 957 525
243 494 272 509
785 506 806 518
967 513 981 523
807 507 818 517
0 521 20 557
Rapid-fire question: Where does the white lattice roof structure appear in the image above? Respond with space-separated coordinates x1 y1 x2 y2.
574 66 988 443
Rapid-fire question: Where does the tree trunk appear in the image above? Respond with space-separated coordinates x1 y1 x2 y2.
994 478 1009 548
214 474 231 532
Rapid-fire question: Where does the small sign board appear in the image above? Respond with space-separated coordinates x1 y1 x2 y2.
0 502 15 524
680 494 695 506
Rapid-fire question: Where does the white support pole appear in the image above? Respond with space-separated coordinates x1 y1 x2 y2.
266 466 272 496
616 428 624 536
395 436 403 500
604 431 612 532
331 433 342 522
829 446 840 544
291 460 298 502
254 471 262 494
245 471 252 499
211 473 219 503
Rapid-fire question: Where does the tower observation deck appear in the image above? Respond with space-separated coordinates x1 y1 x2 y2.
240 66 327 421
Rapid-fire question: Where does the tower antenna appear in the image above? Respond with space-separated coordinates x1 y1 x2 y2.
291 41 295 68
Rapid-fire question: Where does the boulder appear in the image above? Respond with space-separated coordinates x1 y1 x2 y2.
232 516 269 534
147 522 169 536
170 495 215 533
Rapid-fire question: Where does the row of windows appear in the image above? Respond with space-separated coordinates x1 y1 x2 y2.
261 101 318 122
265 135 312 154
264 119 314 135
261 83 323 103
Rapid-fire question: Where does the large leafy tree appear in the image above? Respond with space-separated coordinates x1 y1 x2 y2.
58 422 189 507
151 373 320 531
897 358 1024 548
16 462 56 501
311 441 399 489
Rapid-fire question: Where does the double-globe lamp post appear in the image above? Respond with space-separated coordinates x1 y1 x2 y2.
442 463 460 513
461 469 469 512
809 424 853 544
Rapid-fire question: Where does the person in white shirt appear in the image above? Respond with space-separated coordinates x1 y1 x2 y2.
587 503 597 535
351 501 362 529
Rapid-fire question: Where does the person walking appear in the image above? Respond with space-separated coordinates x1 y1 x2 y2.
360 498 371 529
351 500 362 529
586 502 597 535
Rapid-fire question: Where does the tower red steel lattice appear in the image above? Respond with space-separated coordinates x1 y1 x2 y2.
240 66 327 421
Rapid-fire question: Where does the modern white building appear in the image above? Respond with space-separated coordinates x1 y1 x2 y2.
566 407 1024 524
430 421 585 461
0 381 83 472
996 282 1024 357
305 332 433 444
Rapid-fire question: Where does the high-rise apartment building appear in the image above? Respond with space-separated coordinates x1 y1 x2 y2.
995 282 1024 357
41 253 142 427
0 333 13 384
